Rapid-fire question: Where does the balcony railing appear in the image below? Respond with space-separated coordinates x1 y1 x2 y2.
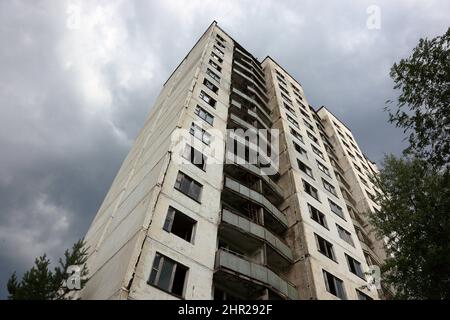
232 87 271 120
215 249 298 300
223 176 288 229
225 151 283 200
221 208 292 261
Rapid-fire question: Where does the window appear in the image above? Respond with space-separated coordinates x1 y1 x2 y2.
301 110 311 121
297 100 307 110
276 70 285 79
353 162 362 173
297 159 314 178
183 144 207 171
323 270 347 299
216 34 226 43
346 133 354 141
281 93 293 105
348 151 356 160
303 180 319 201
322 178 337 196
203 78 218 94
190 123 211 145
317 160 330 177
329 199 345 220
277 76 287 86
359 175 369 187
206 68 221 82
213 45 224 56
294 142 308 158
211 50 223 62
336 224 354 246
309 204 327 228
174 171 203 202
307 131 319 144
312 145 325 160
345 254 365 279
148 253 188 297
216 40 225 49
195 105 214 126
356 290 373 300
199 90 216 108
315 234 335 261
291 127 303 143
279 85 290 95
209 59 222 72
283 103 296 116
287 115 299 128
163 207 196 243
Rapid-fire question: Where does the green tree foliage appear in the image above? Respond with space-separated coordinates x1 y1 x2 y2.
369 27 450 299
7 239 89 300
369 156 450 299
387 27 450 169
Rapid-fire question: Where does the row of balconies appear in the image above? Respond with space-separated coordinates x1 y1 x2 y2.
213 54 297 300
214 248 298 300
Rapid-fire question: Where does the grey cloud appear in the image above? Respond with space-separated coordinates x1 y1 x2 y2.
0 0 449 298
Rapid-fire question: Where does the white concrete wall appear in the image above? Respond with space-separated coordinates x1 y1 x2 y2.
262 58 378 300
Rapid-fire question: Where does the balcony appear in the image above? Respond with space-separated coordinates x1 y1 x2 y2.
224 151 283 202
233 62 267 97
223 176 288 233
214 249 299 300
234 47 265 80
230 96 271 129
220 208 293 264
232 87 271 120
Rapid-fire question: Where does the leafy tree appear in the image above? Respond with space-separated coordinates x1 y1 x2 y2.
7 239 89 300
369 156 450 299
387 27 450 169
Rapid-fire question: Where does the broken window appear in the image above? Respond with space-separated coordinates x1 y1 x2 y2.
291 127 304 143
345 254 365 279
303 180 319 201
163 206 197 243
323 270 347 299
148 253 188 297
183 144 207 171
199 90 216 108
203 78 218 94
309 203 327 228
297 159 314 178
316 234 335 261
322 178 337 196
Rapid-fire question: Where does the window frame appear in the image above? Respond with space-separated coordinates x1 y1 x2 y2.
174 171 203 202
148 253 188 298
308 203 328 229
163 206 197 243
323 270 347 299
328 199 345 220
303 180 320 201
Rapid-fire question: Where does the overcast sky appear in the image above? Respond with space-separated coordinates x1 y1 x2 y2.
0 0 448 298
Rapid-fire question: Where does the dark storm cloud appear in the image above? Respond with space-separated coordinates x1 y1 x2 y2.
0 0 449 298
